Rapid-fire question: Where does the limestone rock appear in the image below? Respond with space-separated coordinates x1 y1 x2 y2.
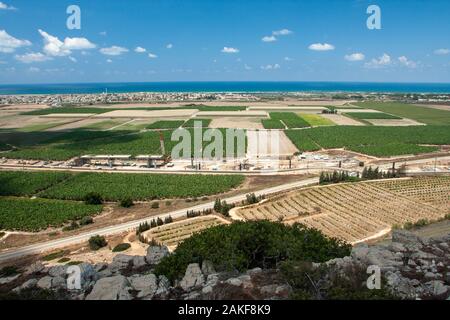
86 275 131 300
36 276 53 290
179 263 204 291
201 260 215 276
129 274 158 299
145 245 169 265
110 254 134 272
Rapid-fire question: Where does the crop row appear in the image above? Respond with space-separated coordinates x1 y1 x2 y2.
0 171 71 196
285 125 450 156
345 112 402 120
0 197 102 232
269 112 310 128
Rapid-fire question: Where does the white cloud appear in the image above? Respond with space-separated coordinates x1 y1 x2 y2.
0 30 31 53
166 43 173 49
99 31 107 36
262 35 277 42
221 47 239 54
63 37 96 50
134 46 146 53
398 56 417 68
15 52 52 63
28 67 40 73
106 59 113 63
100 46 129 56
244 64 252 70
345 53 365 61
0 2 16 10
308 43 335 51
38 29 95 56
284 57 294 61
434 48 450 55
260 64 280 70
148 52 158 59
364 53 391 68
273 29 293 36
68 56 77 63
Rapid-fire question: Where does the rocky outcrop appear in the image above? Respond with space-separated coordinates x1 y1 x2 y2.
6 230 450 300
86 275 131 300
145 245 170 265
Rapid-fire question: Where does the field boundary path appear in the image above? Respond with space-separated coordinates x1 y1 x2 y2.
0 177 319 263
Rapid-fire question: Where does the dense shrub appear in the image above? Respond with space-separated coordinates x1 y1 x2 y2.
84 192 103 205
79 216 94 226
151 202 160 209
112 243 131 252
120 198 134 208
280 260 399 300
154 221 350 282
88 235 107 251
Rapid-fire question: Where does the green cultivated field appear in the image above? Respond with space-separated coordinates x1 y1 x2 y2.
298 114 335 126
345 112 402 120
261 119 285 129
0 171 71 196
355 102 450 125
286 126 450 156
147 121 185 129
2 127 246 160
182 119 212 128
269 112 310 128
40 172 245 201
0 197 102 232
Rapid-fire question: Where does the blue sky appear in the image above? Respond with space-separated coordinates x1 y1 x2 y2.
0 0 449 84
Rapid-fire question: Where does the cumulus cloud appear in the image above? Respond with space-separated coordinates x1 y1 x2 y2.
221 47 239 53
0 30 31 53
38 29 95 57
166 43 173 49
434 48 450 55
260 64 280 70
284 57 294 61
262 36 277 42
308 43 335 51
106 59 113 63
0 2 16 10
68 56 77 63
15 52 52 63
262 28 293 43
364 53 391 68
398 56 417 68
345 53 365 61
100 46 129 56
272 29 293 36
148 52 158 59
134 46 146 53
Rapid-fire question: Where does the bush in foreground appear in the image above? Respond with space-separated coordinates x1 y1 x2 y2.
83 192 103 205
88 235 107 251
119 198 134 208
112 243 131 252
154 221 351 282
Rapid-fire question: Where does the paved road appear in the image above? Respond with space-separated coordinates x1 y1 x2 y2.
0 177 319 263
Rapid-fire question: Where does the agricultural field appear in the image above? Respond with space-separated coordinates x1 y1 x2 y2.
0 197 102 232
373 177 450 211
142 215 229 248
298 114 335 126
261 119 285 129
355 102 450 125
269 112 310 128
285 126 450 156
0 171 71 196
345 112 402 120
235 178 447 243
182 119 212 128
146 120 185 129
39 172 245 201
22 105 248 116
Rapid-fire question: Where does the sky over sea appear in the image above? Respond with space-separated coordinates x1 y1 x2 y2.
0 0 449 84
